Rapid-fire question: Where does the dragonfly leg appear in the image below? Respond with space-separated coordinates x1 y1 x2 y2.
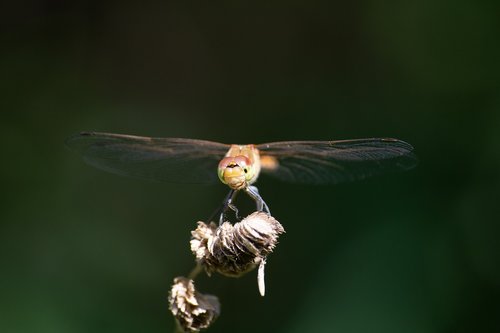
206 189 240 224
245 185 271 214
225 197 240 223
222 190 240 223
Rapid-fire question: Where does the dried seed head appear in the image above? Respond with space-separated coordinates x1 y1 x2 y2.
190 221 218 263
190 211 285 295
168 277 220 332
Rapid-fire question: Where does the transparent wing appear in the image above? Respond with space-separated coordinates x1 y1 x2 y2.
66 132 230 184
256 138 417 184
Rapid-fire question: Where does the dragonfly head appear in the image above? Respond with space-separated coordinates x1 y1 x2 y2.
218 155 256 190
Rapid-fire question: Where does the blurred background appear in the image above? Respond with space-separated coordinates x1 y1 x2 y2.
1 1 499 332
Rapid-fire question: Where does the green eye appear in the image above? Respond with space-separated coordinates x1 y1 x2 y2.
244 167 254 181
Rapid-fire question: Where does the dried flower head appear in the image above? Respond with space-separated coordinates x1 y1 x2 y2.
168 277 220 332
190 211 285 296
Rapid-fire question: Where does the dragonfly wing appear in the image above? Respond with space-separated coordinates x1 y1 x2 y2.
66 132 230 184
257 138 417 184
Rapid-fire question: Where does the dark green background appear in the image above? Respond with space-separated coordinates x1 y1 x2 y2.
2 1 499 332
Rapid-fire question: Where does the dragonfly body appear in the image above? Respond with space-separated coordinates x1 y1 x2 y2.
66 132 417 221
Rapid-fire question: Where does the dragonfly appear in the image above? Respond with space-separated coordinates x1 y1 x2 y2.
66 132 417 222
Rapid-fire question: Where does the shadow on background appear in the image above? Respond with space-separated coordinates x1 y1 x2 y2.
1 1 499 332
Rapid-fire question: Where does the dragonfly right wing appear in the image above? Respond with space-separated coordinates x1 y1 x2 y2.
66 132 230 184
257 138 417 184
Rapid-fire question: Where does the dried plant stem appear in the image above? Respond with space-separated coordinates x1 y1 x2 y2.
170 212 283 332
188 263 203 280
173 323 184 333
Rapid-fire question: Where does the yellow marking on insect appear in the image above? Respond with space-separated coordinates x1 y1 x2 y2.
260 155 279 171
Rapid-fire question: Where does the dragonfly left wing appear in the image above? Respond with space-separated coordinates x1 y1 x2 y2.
257 138 417 184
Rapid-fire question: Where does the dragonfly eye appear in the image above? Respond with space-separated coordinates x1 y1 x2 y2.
218 155 254 186
234 156 251 168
